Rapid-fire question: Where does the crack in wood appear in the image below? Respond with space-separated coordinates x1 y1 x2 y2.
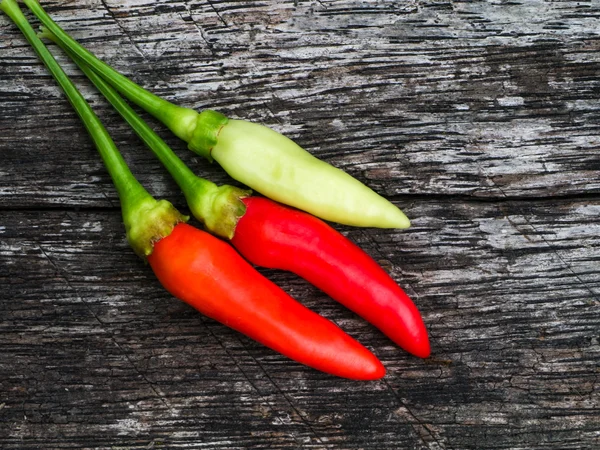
98 0 170 86
35 242 179 417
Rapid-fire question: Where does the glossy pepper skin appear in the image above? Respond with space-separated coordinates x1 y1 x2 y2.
149 223 385 379
232 197 430 358
22 0 411 229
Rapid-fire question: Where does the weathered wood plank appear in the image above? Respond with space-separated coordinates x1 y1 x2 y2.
1 0 599 209
0 199 598 449
1 1 599 449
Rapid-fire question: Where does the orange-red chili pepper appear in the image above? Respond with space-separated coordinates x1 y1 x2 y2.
232 197 431 358
148 223 385 379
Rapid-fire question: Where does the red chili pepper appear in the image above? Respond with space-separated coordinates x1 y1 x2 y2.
231 197 430 358
148 223 386 379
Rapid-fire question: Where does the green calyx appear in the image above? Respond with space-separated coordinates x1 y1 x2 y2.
186 110 229 162
122 195 188 259
186 180 250 240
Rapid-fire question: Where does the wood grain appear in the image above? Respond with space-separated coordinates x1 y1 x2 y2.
1 1 599 449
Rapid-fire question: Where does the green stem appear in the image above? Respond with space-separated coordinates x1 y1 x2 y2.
1 0 144 207
1 0 185 257
59 43 210 201
22 0 199 142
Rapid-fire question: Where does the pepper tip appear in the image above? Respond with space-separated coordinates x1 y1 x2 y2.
408 337 431 359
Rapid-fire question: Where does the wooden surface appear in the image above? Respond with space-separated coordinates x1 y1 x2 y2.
1 1 599 449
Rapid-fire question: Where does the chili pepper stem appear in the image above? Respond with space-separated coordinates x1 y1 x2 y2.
22 0 198 143
0 0 186 257
23 0 233 158
38 26 249 239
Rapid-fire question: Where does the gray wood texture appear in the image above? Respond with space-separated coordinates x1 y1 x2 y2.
1 1 599 449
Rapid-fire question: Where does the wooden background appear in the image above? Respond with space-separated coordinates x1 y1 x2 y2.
1 1 599 448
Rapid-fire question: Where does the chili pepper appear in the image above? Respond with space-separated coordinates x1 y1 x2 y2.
23 0 411 229
149 222 386 380
1 0 386 379
232 196 430 358
51 37 429 358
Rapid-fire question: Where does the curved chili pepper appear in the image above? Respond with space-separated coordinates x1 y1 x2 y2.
52 45 430 358
2 0 386 379
149 223 385 379
195 112 410 229
232 197 431 358
23 0 411 229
